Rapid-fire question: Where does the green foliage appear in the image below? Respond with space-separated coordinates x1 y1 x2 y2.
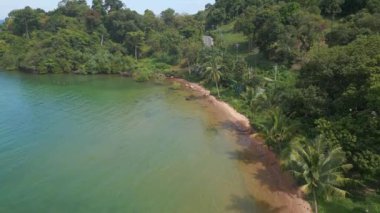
92 0 106 15
340 0 368 16
326 12 380 46
104 9 143 43
192 0 380 204
299 36 380 115
1 0 380 205
255 108 296 153
0 0 204 75
84 10 102 32
290 35 380 183
58 0 89 17
147 30 182 65
81 50 132 74
160 8 176 27
235 3 325 64
125 30 145 59
319 194 380 213
320 0 345 18
204 53 223 97
104 0 124 12
205 0 264 28
288 136 352 213
366 0 380 13
8 6 42 38
129 59 171 82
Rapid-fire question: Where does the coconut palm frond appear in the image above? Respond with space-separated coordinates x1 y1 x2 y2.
287 136 352 213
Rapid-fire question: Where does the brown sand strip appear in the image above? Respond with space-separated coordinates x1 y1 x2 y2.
170 78 312 213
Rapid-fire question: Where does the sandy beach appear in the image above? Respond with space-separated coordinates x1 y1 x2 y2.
171 78 312 213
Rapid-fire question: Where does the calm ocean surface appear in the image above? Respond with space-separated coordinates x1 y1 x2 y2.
0 71 260 212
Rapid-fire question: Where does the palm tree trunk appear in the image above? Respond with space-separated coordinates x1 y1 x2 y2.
135 45 138 60
25 21 29 39
215 81 220 98
187 61 191 75
313 190 318 213
331 14 336 31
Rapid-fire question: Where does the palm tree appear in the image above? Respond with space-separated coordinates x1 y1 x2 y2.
241 86 267 112
288 136 352 213
204 55 223 97
254 108 295 152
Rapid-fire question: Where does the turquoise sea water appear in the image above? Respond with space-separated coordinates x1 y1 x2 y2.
0 71 260 212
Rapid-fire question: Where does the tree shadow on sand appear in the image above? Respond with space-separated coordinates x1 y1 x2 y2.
220 120 252 136
226 194 287 213
222 121 299 195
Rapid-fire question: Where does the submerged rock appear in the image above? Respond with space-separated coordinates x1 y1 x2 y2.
120 71 132 77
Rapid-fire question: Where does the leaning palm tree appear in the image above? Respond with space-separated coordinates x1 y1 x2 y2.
204 55 223 97
288 136 352 213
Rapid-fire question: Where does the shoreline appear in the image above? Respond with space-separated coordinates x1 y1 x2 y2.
2 70 312 212
171 78 252 132
171 78 312 213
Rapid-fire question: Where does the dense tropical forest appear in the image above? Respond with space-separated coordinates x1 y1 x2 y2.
0 0 379 212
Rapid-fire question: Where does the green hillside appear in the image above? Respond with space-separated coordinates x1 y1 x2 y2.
0 1 379 212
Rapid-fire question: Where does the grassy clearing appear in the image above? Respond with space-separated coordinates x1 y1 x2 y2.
211 22 273 68
212 22 249 54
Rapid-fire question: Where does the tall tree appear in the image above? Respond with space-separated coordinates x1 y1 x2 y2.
206 7 226 29
143 9 159 31
104 9 142 43
320 0 345 22
92 0 106 15
182 40 202 75
288 136 352 213
104 0 124 12
8 7 41 39
84 10 102 32
161 8 176 27
204 55 223 97
126 31 145 60
58 0 89 17
234 6 256 50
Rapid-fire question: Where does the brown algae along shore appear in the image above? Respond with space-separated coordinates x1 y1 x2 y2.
171 78 312 213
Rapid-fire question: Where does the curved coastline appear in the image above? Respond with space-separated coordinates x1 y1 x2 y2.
171 78 312 213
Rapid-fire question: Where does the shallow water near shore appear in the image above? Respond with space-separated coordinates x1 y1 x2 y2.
0 71 264 212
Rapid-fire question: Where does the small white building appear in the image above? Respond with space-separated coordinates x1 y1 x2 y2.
202 36 214 48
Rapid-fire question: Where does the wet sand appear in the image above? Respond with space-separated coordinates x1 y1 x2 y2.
171 78 312 213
